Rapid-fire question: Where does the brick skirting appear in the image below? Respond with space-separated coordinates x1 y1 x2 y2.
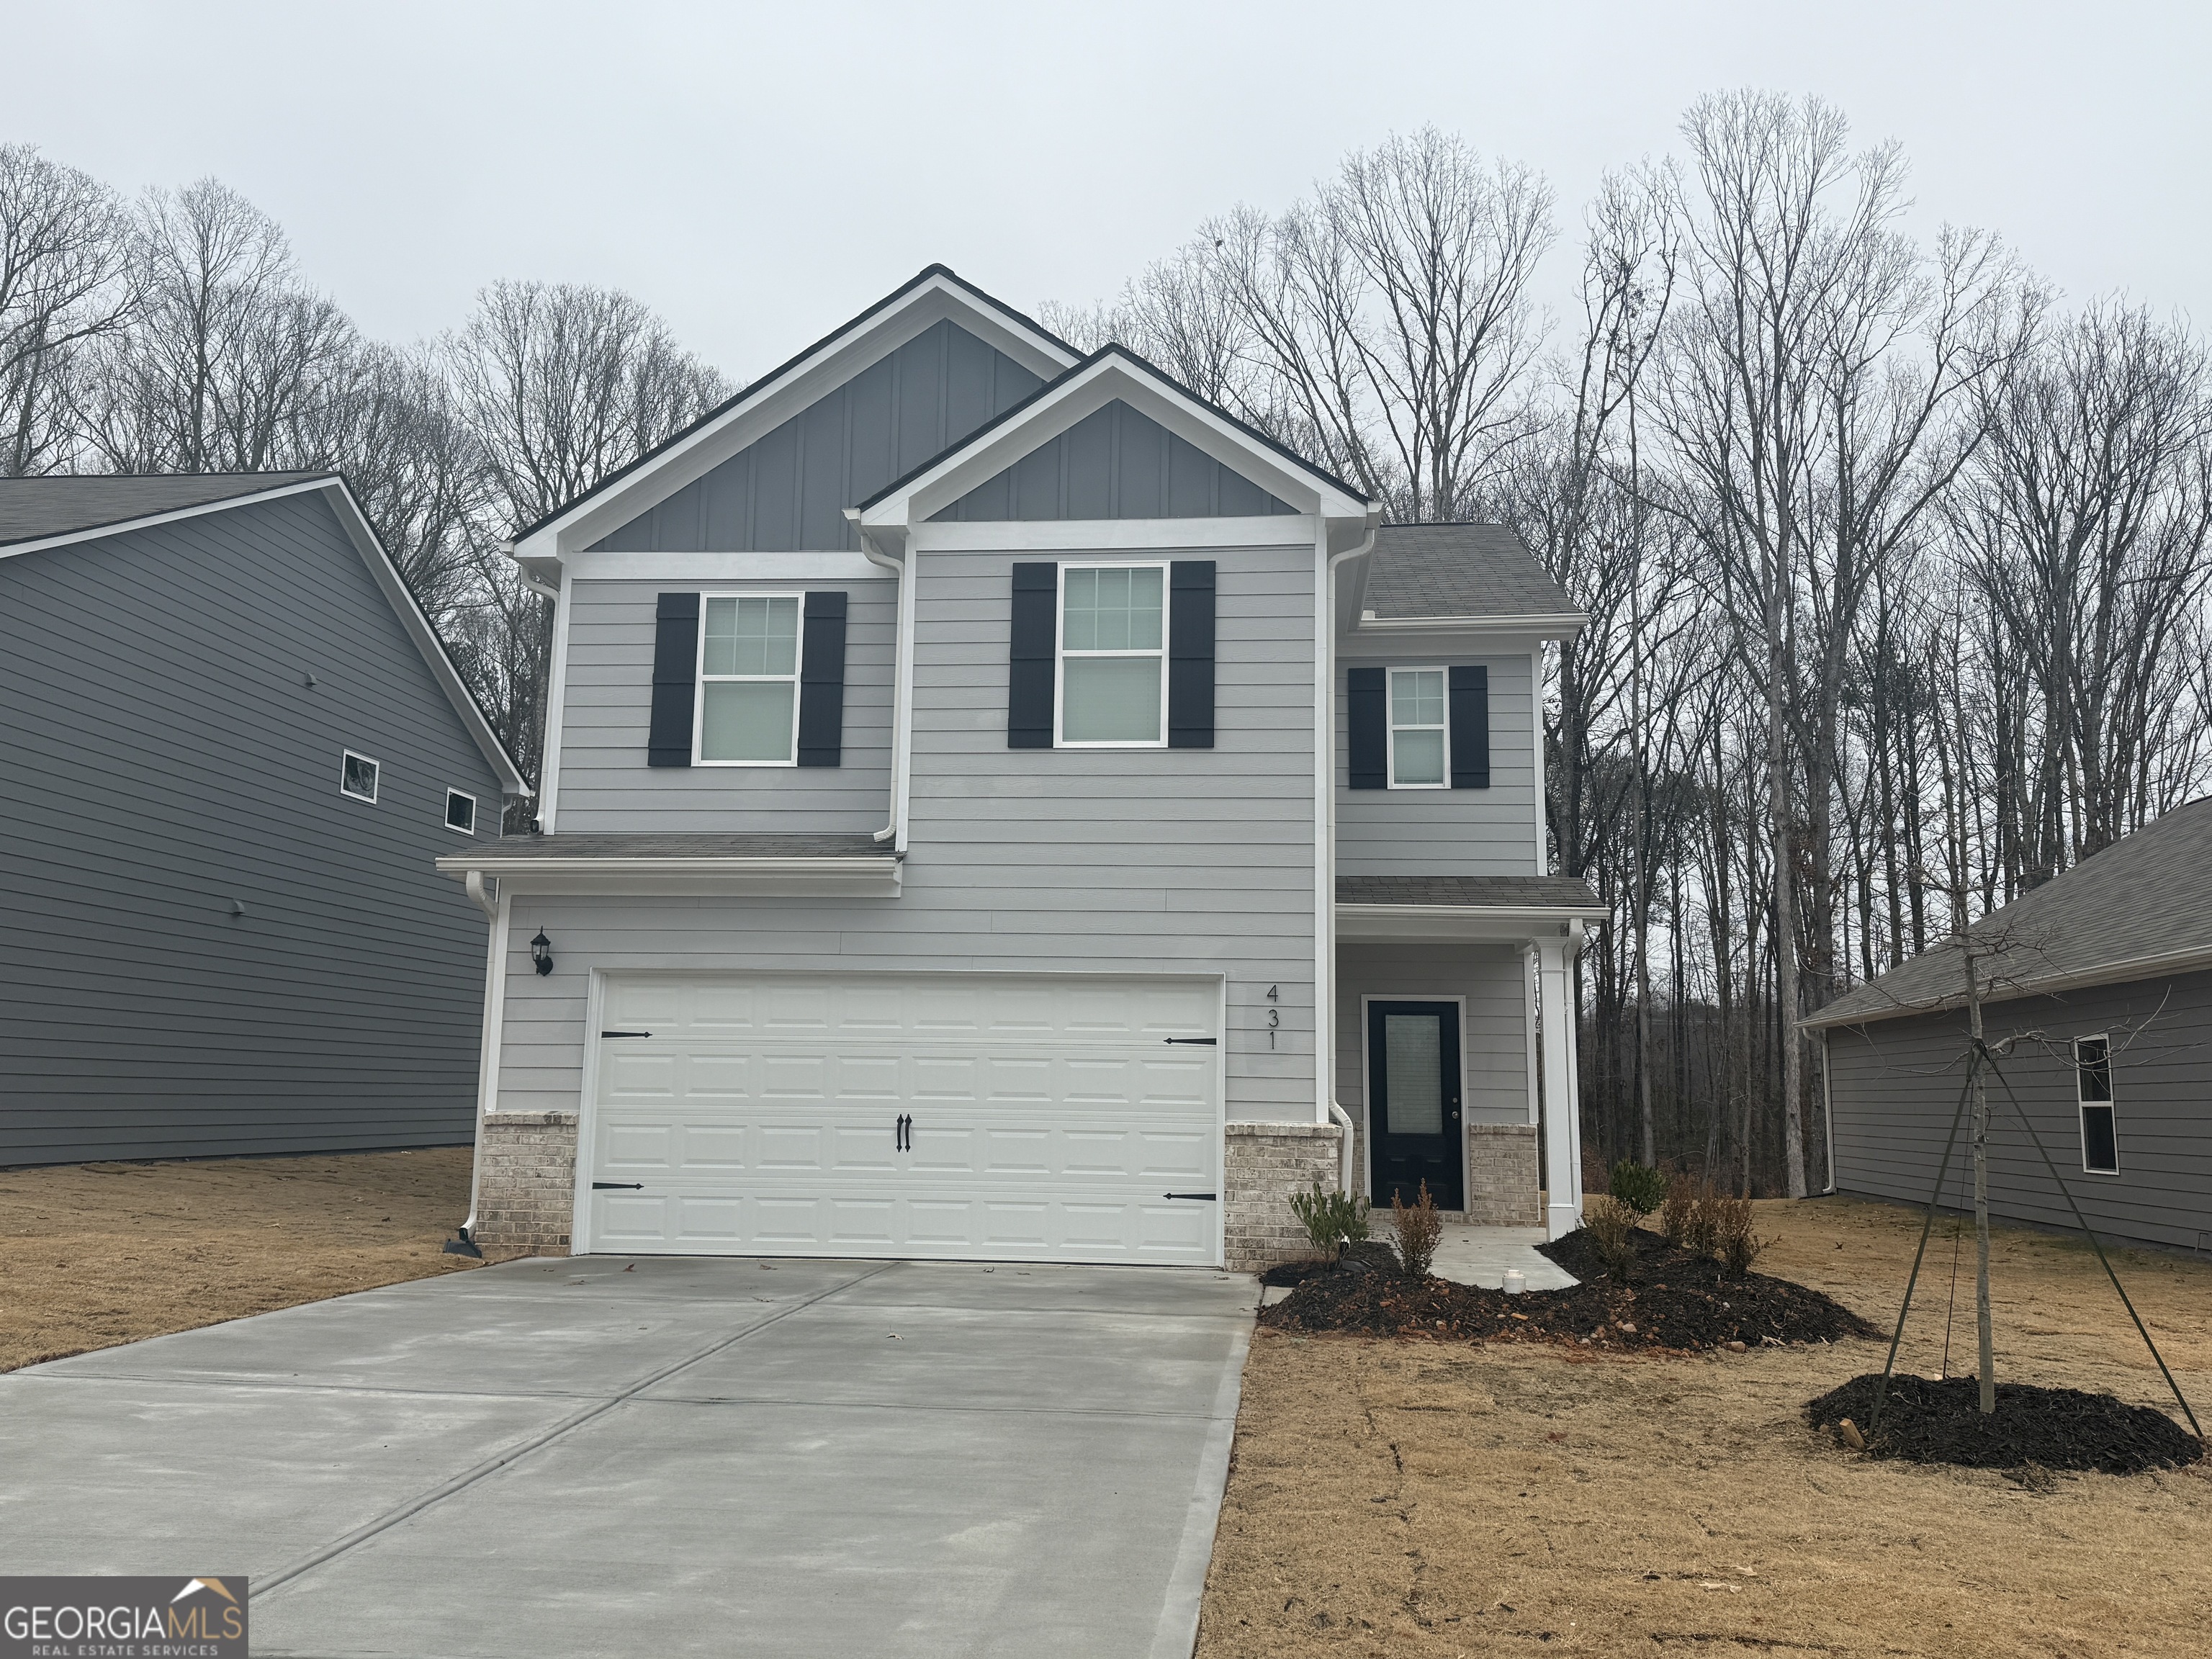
1223 1120 1345 1273
1465 1123 1542 1226
472 1111 579 1253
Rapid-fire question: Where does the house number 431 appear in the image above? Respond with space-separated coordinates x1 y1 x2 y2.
1265 984 1280 1048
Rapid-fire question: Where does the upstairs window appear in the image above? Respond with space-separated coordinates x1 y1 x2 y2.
1388 667 1448 787
341 750 379 804
445 788 477 835
2076 1035 2118 1175
1058 564 1166 745
698 595 801 765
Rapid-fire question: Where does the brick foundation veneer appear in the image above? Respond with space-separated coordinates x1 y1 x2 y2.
1223 1121 1345 1273
1465 1123 1542 1226
472 1110 578 1252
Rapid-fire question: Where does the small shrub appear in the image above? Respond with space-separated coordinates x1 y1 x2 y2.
1658 1173 1699 1246
1390 1182 1443 1278
1582 1195 1639 1277
1288 1182 1370 1256
1681 1183 1722 1258
1609 1159 1668 1217
1707 1192 1769 1275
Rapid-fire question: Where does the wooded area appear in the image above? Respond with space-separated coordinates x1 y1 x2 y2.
6 92 2206 1197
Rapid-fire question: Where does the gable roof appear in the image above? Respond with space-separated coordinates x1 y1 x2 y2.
1360 523 1580 625
856 342 1374 530
0 473 329 549
0 472 528 795
1807 796 2212 1028
512 266 1082 559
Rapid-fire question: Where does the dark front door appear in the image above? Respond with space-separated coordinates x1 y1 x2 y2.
1367 1001 1463 1210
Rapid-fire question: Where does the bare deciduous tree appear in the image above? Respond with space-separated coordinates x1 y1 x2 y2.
0 144 132 475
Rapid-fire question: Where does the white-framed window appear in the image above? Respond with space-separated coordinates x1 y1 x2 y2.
341 750 380 804
444 788 477 835
1057 562 1168 747
696 593 802 765
2075 1034 2119 1175
1388 667 1449 787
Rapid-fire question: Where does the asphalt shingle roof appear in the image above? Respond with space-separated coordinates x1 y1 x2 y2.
1362 523 1578 622
1337 874 1599 909
0 473 329 548
1809 796 2212 1028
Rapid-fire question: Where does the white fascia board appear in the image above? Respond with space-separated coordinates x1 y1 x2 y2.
858 354 1372 531
910 517 1319 552
319 482 533 796
1336 903 1591 944
515 274 1080 565
562 549 894 582
436 853 903 898
1356 611 1588 639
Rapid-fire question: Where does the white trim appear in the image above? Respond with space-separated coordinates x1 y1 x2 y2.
1053 560 1169 749
2074 1031 2121 1176
1531 648 1547 872
518 271 1079 560
444 788 478 836
570 967 610 1255
1337 904 1593 944
1522 948 1542 1128
1358 994 1470 1204
562 549 891 583
0 477 343 561
1356 611 1588 638
691 590 804 767
1385 665 1450 789
1534 938 1583 1238
1317 522 1334 1125
340 748 381 804
459 884 513 1240
436 853 904 899
911 517 1318 552
536 563 573 829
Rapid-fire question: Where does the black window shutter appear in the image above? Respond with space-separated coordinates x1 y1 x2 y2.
647 592 701 767
796 590 848 767
1167 560 1215 749
1007 562 1057 749
1449 665 1491 788
1347 666 1386 789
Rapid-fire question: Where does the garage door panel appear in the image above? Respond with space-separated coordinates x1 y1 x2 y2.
583 972 1220 1264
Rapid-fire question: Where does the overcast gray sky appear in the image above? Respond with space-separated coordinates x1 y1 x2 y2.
10 1 2206 380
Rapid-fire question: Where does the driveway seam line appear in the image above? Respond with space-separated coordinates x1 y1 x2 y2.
252 1259 902 1600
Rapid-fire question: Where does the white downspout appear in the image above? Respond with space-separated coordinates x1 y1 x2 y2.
854 516 912 853
1318 513 1380 1164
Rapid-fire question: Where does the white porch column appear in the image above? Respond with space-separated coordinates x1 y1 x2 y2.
1534 938 1582 1240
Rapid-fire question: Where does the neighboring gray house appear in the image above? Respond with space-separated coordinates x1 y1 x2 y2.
0 474 528 1166
1809 797 2212 1254
442 266 1593 1270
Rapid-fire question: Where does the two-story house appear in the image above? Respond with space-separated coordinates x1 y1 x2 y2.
440 268 1591 1271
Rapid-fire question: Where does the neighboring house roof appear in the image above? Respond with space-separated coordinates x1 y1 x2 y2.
1337 875 1598 909
0 472 328 548
1807 796 2212 1028
0 472 529 795
1361 523 1578 624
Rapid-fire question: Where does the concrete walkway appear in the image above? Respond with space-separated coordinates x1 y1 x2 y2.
0 1255 1257 1659
1429 1224 1581 1291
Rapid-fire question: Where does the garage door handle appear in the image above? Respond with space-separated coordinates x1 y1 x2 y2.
1164 1192 1218 1200
1163 1038 1218 1046
592 1182 644 1190
601 1030 652 1038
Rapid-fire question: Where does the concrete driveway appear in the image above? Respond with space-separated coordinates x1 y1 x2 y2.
0 1255 1256 1658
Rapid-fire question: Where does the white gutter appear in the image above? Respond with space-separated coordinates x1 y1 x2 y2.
1318 513 1381 1127
1357 611 1588 637
436 854 902 881
852 513 912 851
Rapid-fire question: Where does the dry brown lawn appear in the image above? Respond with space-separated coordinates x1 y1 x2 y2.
0 1146 503 1371
1200 1195 2212 1658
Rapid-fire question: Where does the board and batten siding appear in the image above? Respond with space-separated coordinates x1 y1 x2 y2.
1825 968 2212 1252
0 493 504 1166
590 320 1044 555
498 534 1324 1126
552 575 895 833
931 400 1297 521
1335 644 1540 877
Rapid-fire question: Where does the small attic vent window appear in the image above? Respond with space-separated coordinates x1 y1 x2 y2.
341 750 379 804
445 788 477 835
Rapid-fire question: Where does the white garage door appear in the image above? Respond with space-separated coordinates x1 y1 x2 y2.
580 971 1221 1265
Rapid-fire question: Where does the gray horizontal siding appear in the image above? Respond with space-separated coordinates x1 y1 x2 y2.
552 577 894 834
500 536 1324 1126
1825 970 2212 1251
1336 647 1541 877
932 400 1295 521
0 493 503 1166
1336 943 1532 1132
592 320 1043 553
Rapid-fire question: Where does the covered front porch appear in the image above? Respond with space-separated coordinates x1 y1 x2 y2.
1335 875 1593 1241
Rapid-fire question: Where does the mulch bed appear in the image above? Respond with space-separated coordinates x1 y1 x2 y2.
1257 1226 1879 1353
1805 1372 2206 1474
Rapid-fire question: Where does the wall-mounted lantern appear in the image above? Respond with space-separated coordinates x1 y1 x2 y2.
531 930 554 976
